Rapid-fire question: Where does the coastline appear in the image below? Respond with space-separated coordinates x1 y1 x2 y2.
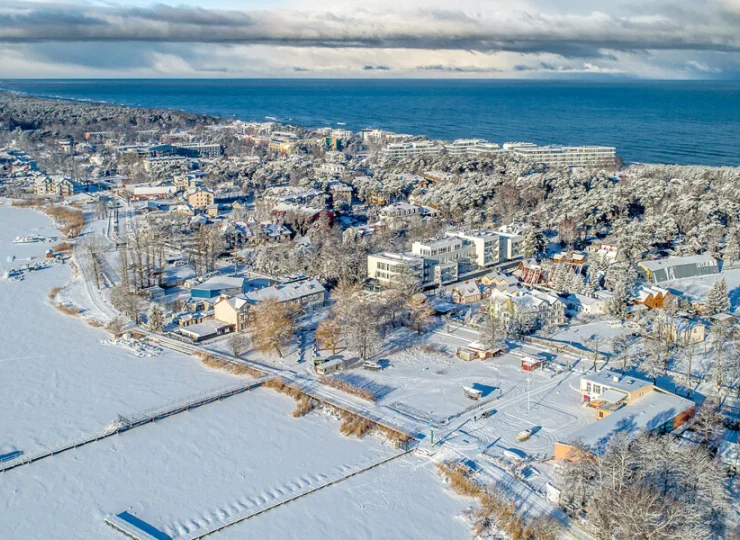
2 82 738 167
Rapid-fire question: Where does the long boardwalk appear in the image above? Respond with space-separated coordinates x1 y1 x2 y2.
0 376 273 474
186 448 415 539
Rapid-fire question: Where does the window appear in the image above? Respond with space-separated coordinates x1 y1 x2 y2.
592 384 601 395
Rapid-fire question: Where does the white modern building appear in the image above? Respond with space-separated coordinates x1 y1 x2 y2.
445 139 502 156
381 141 442 159
367 229 521 288
504 143 616 167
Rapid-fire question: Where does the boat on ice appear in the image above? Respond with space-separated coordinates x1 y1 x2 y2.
13 234 47 244
463 385 482 400
516 429 533 442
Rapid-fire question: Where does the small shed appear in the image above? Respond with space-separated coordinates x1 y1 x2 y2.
316 358 345 376
521 357 542 372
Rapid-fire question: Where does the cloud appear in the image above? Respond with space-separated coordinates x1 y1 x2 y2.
0 1 738 78
0 1 738 57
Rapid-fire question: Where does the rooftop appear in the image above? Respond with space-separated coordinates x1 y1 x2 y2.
638 254 717 272
561 390 695 455
582 370 652 394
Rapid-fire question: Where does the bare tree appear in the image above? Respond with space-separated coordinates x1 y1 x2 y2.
228 332 251 358
77 233 106 290
251 299 295 357
110 285 144 323
584 334 604 372
316 316 342 354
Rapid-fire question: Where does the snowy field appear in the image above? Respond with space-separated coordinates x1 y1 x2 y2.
0 387 469 540
0 204 238 457
546 321 629 354
0 204 473 539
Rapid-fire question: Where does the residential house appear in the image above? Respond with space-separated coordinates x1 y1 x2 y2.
634 285 672 309
564 293 610 317
451 280 483 304
489 288 566 330
214 278 326 331
664 318 706 345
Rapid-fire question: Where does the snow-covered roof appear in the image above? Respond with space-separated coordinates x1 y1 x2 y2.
582 370 652 394
639 254 717 272
226 279 325 309
563 390 695 454
192 276 244 292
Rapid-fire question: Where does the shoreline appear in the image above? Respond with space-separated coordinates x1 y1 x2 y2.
2 87 737 169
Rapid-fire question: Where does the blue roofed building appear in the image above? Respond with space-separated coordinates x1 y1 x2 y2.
190 276 246 299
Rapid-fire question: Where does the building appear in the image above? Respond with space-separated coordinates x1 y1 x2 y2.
489 288 567 330
190 276 246 299
447 230 501 268
172 143 222 158
555 371 695 459
497 231 523 261
637 254 719 284
451 280 483 304
367 252 424 287
187 188 215 209
34 176 81 197
179 320 233 342
444 139 502 156
144 156 192 171
378 202 421 220
367 229 520 289
504 143 616 167
580 370 654 407
664 318 706 345
214 278 326 331
564 293 610 317
633 285 672 309
329 183 353 208
127 184 178 200
381 141 441 159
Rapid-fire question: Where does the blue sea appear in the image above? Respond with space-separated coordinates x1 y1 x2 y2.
1 79 739 166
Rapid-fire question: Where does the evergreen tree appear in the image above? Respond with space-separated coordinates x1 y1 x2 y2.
521 228 547 260
705 278 730 315
723 228 740 265
147 304 164 332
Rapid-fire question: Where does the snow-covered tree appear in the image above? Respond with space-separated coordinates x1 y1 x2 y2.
705 278 730 315
147 304 164 333
521 228 547 260
723 228 740 265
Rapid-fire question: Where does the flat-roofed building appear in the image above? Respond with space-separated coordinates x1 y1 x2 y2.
504 142 616 167
637 254 719 284
555 386 695 460
367 252 424 286
381 141 441 159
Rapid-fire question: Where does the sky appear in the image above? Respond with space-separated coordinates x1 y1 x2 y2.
0 0 739 79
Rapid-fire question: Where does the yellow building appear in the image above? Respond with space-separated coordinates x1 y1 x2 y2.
188 189 214 209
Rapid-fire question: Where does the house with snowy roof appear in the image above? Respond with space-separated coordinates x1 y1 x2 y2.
214 278 326 331
488 288 566 330
451 280 484 304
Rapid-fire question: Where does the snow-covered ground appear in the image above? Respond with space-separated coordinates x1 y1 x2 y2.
0 204 474 539
0 204 238 457
0 387 469 539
